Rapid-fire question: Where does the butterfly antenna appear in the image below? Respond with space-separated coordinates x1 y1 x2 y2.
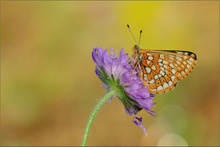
127 24 137 45
138 30 142 46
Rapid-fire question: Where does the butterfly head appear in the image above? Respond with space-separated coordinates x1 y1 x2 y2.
132 45 141 61
132 44 140 52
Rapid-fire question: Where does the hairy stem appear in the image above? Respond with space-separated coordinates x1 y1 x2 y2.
81 90 116 146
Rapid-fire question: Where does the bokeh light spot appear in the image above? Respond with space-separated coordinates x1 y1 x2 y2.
157 105 188 134
158 134 188 146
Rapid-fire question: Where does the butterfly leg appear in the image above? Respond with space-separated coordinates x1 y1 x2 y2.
131 62 149 89
131 62 138 74
136 64 149 89
131 62 146 87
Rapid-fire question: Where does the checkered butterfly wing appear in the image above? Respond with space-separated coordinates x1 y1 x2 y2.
138 49 197 94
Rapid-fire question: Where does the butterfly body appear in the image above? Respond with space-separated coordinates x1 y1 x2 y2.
132 45 197 94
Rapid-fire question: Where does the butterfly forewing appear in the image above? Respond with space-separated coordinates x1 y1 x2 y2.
137 49 197 94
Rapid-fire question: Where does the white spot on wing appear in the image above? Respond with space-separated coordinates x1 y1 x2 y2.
158 63 163 66
144 74 148 80
169 55 174 61
147 60 151 65
189 57 194 62
163 60 168 64
148 56 153 60
177 51 184 54
160 70 165 76
151 65 156 70
176 56 182 61
158 59 163 62
169 55 174 58
154 75 159 79
160 67 165 72
149 79 155 84
145 67 151 73
171 75 176 81
186 64 191 69
170 63 174 68
160 54 165 59
163 83 169 89
169 56 174 61
157 86 163 91
171 69 176 75
183 56 188 59
168 81 173 86
181 71 186 75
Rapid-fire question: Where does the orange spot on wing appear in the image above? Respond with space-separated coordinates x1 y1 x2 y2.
149 83 156 89
160 77 166 84
155 79 162 86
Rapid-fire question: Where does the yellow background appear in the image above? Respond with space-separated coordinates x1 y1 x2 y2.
1 1 219 146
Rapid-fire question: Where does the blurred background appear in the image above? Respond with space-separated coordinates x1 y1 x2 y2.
1 1 219 146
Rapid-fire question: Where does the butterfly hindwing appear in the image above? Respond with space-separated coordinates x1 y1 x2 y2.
138 49 197 94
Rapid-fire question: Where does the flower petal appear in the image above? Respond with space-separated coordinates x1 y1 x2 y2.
132 116 147 136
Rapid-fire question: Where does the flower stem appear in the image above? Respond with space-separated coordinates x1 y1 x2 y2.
81 90 116 146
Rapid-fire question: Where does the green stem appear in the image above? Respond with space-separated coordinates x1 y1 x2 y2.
81 90 116 146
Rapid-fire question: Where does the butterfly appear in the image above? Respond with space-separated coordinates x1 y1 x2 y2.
127 25 197 94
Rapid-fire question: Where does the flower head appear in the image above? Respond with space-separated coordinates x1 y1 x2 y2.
92 47 156 135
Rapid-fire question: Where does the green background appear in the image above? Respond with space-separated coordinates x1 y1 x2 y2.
1 1 219 146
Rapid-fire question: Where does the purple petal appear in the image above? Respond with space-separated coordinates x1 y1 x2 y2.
134 116 142 122
95 69 100 77
132 120 138 125
103 84 108 89
132 116 147 136
92 48 97 63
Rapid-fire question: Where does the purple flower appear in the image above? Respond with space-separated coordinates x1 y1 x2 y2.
92 47 156 135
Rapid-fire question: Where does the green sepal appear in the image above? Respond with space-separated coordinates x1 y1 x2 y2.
96 66 141 114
